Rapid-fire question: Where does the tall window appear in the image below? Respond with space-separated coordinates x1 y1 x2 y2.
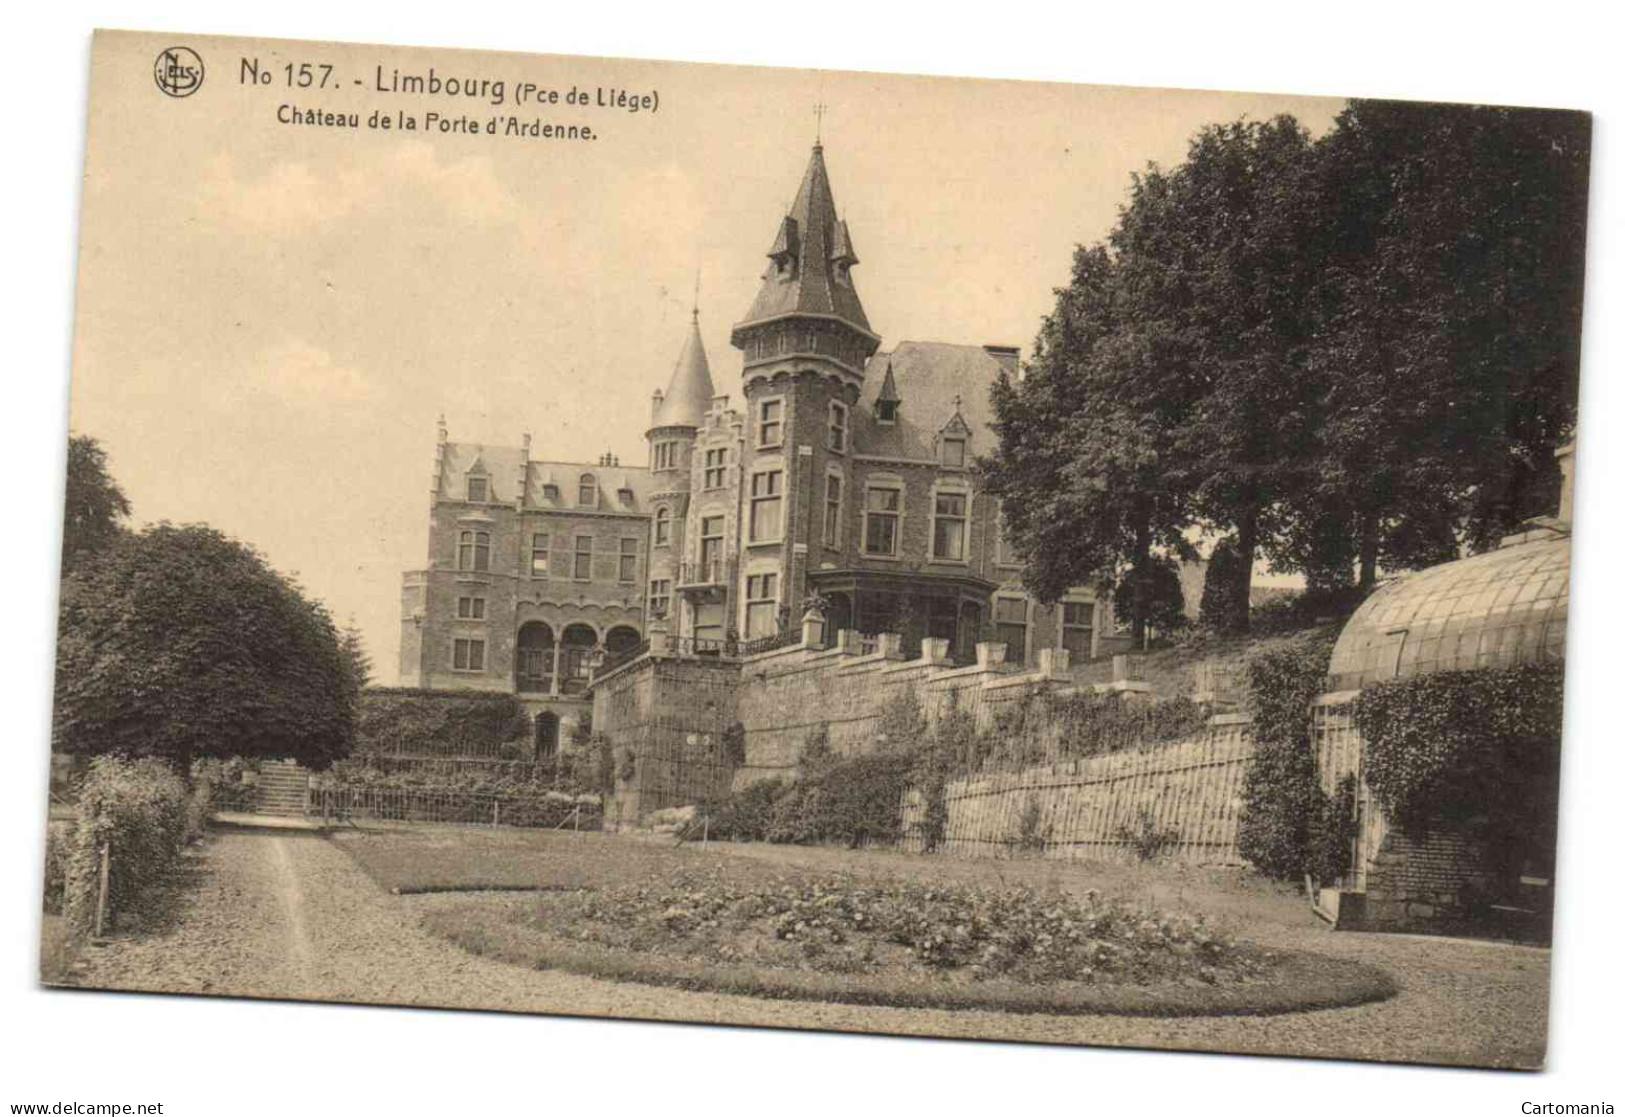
941 437 967 468
863 485 901 556
654 506 671 546
466 475 488 502
996 503 1020 566
1062 601 1094 659
994 597 1028 666
932 491 968 561
699 515 724 571
619 538 638 583
530 533 550 577
745 573 779 637
876 399 898 425
703 447 727 489
828 401 848 452
757 398 783 447
649 579 671 618
653 441 678 471
823 473 843 547
573 535 593 580
458 530 490 572
452 638 486 672
578 473 597 507
456 596 486 620
750 470 783 542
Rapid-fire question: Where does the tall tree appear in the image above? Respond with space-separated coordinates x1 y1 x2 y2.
54 524 357 772
984 242 1195 641
60 434 131 574
1309 100 1590 581
1143 117 1327 632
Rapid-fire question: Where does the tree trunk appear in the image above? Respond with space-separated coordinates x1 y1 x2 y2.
1232 506 1258 634
1357 510 1380 592
1130 502 1153 645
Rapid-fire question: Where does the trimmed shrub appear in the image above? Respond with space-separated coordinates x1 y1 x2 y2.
710 778 786 842
63 756 189 935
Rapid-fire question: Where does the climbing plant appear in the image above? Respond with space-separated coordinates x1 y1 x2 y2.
1236 633 1337 881
1354 663 1564 853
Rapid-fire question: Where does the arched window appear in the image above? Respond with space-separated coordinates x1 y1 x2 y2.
578 473 598 507
654 505 671 546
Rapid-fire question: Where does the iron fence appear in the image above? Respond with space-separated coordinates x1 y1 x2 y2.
310 786 602 830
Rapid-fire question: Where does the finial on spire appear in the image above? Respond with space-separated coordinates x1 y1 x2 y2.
813 101 828 145
692 265 701 322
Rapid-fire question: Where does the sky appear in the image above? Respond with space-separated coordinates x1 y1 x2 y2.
69 30 1345 681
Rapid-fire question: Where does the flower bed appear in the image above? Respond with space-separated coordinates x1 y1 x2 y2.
421 860 1397 1016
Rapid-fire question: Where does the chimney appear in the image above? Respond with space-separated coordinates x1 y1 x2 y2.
651 389 664 427
1556 439 1577 527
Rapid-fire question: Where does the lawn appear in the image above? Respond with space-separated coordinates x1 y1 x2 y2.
335 827 1395 1016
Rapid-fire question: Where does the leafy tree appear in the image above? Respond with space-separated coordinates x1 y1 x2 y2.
54 523 357 772
985 243 1196 642
1310 100 1589 579
1142 118 1327 631
338 623 372 698
1107 553 1188 635
61 434 131 573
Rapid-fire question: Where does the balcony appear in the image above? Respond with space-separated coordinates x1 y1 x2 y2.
676 558 727 594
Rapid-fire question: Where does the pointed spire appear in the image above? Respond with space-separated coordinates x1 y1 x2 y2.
876 360 901 403
733 142 875 344
649 310 715 431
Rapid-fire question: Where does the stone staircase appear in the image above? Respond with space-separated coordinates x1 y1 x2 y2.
254 764 311 818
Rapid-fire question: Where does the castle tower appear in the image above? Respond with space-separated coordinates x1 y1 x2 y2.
729 142 882 635
646 309 717 636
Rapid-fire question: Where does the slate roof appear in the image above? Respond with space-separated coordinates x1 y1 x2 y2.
853 341 1012 461
733 144 874 340
649 311 716 430
438 441 655 514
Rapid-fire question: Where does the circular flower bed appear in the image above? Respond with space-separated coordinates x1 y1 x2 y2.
425 866 1397 1017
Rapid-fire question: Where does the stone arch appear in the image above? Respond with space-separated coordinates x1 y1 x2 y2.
533 711 560 761
605 624 642 656
515 621 555 694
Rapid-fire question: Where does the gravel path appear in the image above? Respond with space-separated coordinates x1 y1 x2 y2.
70 832 1550 1068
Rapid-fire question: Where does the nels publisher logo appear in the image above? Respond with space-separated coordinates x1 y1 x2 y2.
154 47 204 98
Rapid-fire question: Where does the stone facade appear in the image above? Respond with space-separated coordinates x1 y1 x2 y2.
400 137 1124 749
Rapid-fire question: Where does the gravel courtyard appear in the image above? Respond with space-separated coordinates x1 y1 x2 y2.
59 830 1550 1068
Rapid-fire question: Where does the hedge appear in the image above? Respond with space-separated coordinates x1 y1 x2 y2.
62 756 190 935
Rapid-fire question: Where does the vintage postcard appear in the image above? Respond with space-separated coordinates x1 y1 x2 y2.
44 28 1590 1072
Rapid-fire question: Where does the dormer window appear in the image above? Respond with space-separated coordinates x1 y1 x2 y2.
578 473 598 507
876 400 898 425
542 483 560 502
466 475 488 503
941 436 967 468
618 486 635 506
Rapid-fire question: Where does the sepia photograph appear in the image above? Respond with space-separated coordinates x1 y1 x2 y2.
14 12 1617 1114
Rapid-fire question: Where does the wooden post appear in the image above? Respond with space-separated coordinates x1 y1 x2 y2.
573 804 581 838
493 798 501 827
703 815 709 845
94 843 112 940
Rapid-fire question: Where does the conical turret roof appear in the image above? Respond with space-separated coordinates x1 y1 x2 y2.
733 143 874 343
649 310 715 430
